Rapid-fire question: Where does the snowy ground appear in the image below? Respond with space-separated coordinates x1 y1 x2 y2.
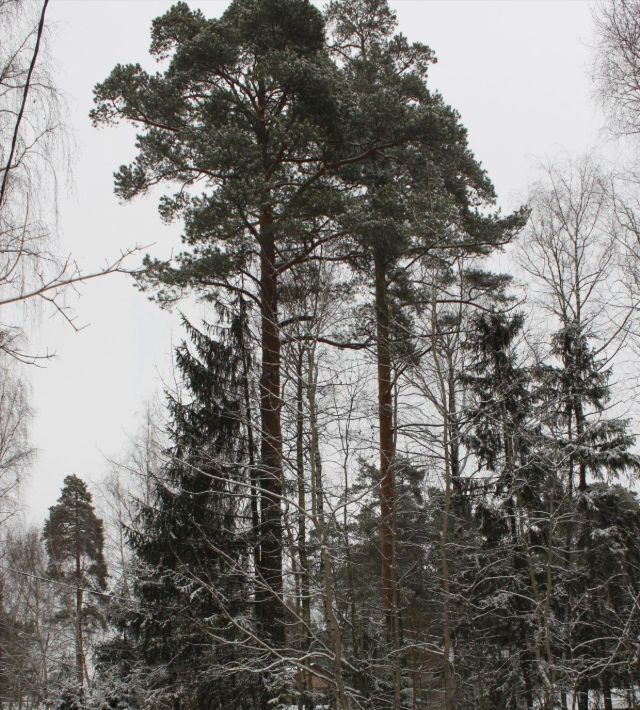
561 690 637 709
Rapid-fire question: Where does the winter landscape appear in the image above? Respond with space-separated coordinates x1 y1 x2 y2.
3 0 640 708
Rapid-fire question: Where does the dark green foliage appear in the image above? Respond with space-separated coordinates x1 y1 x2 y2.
332 459 437 708
463 312 538 483
91 0 345 304
43 475 108 642
453 311 640 707
570 484 640 696
98 314 262 709
86 2 640 707
457 311 544 708
43 475 107 705
92 1 362 652
540 323 640 484
44 475 107 594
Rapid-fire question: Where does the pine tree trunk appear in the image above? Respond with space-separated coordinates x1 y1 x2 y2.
75 546 84 689
374 251 396 619
258 207 285 647
374 250 401 707
74 493 85 691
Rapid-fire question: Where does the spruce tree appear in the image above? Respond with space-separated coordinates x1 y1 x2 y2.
99 314 263 709
43 474 107 694
459 313 640 708
461 311 545 709
539 325 640 708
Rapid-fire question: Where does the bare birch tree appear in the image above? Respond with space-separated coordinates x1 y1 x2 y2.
518 155 640 710
0 0 140 361
594 0 640 137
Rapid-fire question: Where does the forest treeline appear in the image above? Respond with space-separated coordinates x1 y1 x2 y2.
5 0 640 708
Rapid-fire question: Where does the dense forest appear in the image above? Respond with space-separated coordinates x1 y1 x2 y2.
5 0 640 708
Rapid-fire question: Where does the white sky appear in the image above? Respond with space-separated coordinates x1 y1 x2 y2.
24 0 604 522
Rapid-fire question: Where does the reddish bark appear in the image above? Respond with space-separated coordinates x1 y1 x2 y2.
257 208 285 645
374 251 397 627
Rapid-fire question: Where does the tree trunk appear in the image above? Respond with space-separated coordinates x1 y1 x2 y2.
430 311 456 710
447 363 464 516
500 389 534 710
374 250 401 707
440 400 455 710
307 346 324 530
239 298 261 591
0 575 5 700
572 341 590 710
257 208 285 647
75 546 84 689
305 347 348 709
603 673 613 710
295 348 312 706
577 684 588 710
374 251 396 622
73 491 85 691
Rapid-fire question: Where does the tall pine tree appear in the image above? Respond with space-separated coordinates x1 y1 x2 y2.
325 3 526 705
91 0 382 647
43 475 107 695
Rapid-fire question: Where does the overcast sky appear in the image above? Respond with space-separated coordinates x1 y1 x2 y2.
23 0 604 523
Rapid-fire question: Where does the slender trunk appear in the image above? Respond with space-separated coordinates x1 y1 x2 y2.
72 491 85 692
305 349 348 709
628 685 636 709
574 398 587 495
440 405 455 710
319 541 349 710
573 345 589 710
0 0 49 210
447 363 464 516
564 399 575 709
430 310 455 710
374 251 401 708
374 251 396 618
342 456 359 659
307 347 324 529
75 543 84 689
0 576 5 702
295 348 312 705
257 207 284 646
541 492 558 708
306 354 325 557
499 388 534 710
602 671 613 710
239 299 261 585
577 683 588 710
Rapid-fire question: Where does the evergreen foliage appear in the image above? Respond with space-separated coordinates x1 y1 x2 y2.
43 475 107 700
97 314 263 709
47 1 640 708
